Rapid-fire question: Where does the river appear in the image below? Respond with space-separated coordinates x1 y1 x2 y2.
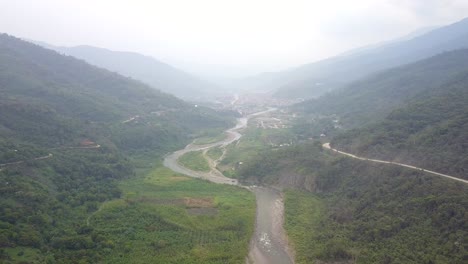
163 108 294 264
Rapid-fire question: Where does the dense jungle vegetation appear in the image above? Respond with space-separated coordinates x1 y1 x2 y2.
228 49 468 262
331 70 468 179
237 50 468 263
0 34 241 263
236 143 468 263
295 49 468 128
231 50 468 263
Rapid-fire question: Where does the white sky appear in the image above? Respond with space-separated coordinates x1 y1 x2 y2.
1 0 468 77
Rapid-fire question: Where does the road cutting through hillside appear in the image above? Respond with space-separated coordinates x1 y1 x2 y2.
323 143 468 184
164 108 294 264
0 153 53 168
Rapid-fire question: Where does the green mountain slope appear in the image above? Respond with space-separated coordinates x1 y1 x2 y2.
0 33 231 151
295 49 468 128
331 70 468 179
38 43 219 100
0 33 233 262
235 143 468 263
238 17 468 99
232 41 468 263
276 17 468 98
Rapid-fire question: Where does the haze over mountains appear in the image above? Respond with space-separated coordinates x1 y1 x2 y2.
326 49 468 179
297 49 468 128
229 20 468 263
237 17 468 99
25 17 468 103
33 42 220 101
1 5 468 263
0 33 235 262
0 33 232 160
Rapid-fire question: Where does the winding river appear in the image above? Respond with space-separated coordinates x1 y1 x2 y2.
163 108 294 264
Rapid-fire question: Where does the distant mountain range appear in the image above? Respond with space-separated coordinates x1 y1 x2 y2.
296 49 468 128
329 51 468 179
235 27 468 264
0 33 231 153
239 17 468 99
291 48 468 179
0 33 233 261
32 42 220 100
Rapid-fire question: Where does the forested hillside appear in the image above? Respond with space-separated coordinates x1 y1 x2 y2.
235 143 468 263
39 44 218 100
0 34 232 151
232 42 468 263
331 70 468 179
295 49 468 128
273 17 468 99
234 17 468 99
0 34 233 262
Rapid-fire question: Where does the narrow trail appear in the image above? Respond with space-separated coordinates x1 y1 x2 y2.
86 202 105 226
323 143 468 184
163 108 294 264
0 153 53 168
0 143 101 170
50 144 101 150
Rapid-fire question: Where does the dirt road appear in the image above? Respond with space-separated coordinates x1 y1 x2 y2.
163 108 294 264
163 108 277 185
0 153 53 167
323 143 468 184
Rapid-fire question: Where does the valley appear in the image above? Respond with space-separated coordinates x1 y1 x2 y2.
163 107 293 264
1 13 468 264
168 87 468 264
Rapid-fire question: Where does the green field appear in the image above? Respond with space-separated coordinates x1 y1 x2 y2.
220 126 296 178
87 164 255 263
193 133 227 145
284 191 329 264
178 151 210 172
206 147 223 161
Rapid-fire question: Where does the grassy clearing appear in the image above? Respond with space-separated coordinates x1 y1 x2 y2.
284 191 325 264
88 164 255 264
281 156 468 263
178 151 210 172
2 247 46 263
219 126 295 178
193 133 226 145
206 147 223 161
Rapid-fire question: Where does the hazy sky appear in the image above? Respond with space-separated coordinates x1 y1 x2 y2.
1 0 468 77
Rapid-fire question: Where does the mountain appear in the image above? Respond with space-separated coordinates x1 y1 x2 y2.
295 49 468 128
238 17 468 98
336 26 439 58
34 43 219 100
290 49 468 178
234 51 468 260
330 69 468 179
235 142 468 263
0 33 232 144
0 33 233 262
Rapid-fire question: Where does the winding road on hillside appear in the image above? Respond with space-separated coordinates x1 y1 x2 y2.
323 143 468 184
0 153 53 168
0 144 101 171
164 108 294 264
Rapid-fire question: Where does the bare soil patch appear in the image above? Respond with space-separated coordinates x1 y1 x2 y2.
184 197 215 208
136 197 185 205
